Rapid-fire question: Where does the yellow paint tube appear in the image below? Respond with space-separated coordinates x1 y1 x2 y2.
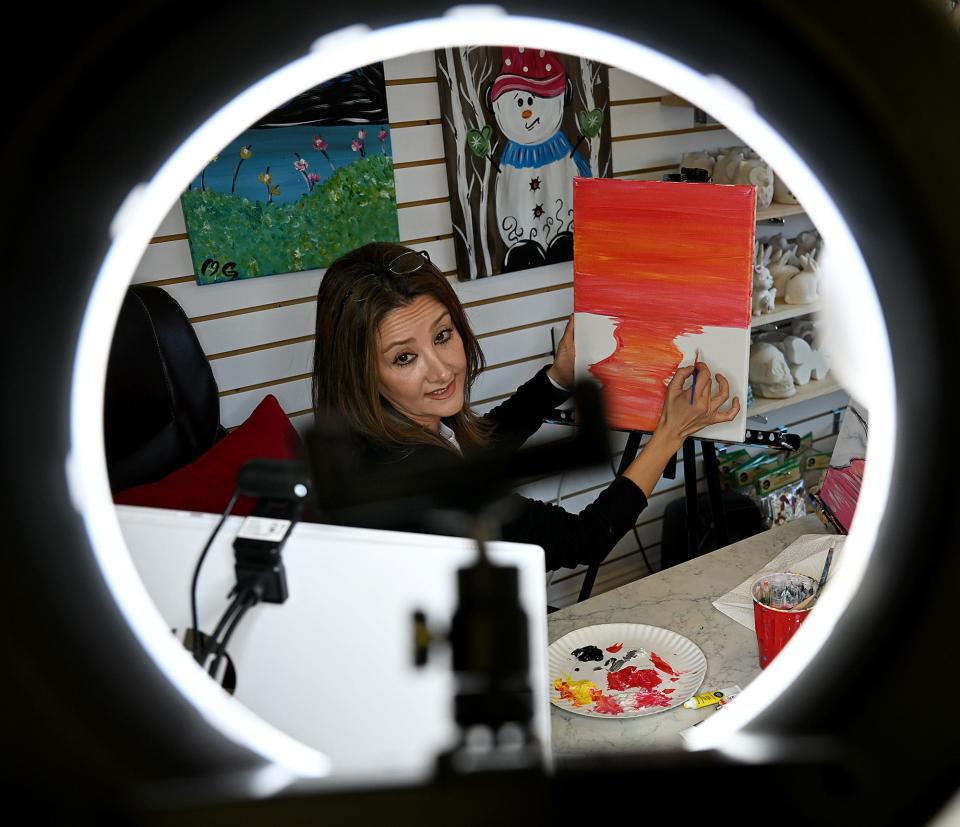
682 685 741 709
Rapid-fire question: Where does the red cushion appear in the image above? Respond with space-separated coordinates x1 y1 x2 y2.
114 394 304 516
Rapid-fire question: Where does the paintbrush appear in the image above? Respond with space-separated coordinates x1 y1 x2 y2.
689 348 701 405
793 541 835 611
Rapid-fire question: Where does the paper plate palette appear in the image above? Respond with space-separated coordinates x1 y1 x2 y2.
548 623 706 718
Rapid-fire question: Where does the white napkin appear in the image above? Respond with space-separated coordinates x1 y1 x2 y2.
712 534 846 630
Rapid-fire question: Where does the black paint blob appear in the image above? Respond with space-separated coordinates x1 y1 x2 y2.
571 645 604 662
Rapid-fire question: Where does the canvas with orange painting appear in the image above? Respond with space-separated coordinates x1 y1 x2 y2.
573 178 755 442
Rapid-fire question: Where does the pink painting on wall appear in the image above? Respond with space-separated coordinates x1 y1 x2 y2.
573 178 755 441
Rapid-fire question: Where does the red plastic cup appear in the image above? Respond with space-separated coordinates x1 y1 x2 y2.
751 572 818 669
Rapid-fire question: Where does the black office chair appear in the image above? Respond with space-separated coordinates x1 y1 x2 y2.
104 284 225 493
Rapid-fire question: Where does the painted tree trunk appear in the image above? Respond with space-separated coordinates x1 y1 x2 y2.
579 57 603 178
459 47 494 277
441 47 478 279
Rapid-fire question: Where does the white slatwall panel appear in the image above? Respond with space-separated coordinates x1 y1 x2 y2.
396 200 453 239
607 68 666 100
385 82 440 122
390 124 446 163
126 51 847 607
394 163 449 203
382 52 437 79
193 302 318 355
135 240 193 283
612 128 739 173
609 102 693 137
154 201 186 237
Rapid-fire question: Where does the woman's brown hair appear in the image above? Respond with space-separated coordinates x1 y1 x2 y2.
312 242 489 453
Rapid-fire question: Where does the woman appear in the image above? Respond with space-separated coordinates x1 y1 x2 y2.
312 242 740 571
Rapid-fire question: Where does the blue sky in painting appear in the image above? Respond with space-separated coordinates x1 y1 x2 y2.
189 124 393 206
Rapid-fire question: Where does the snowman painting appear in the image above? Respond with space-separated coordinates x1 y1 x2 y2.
435 46 612 279
488 47 592 272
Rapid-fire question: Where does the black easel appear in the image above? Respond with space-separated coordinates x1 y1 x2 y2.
572 426 801 602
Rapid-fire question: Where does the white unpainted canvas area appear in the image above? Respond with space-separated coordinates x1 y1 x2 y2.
575 311 748 442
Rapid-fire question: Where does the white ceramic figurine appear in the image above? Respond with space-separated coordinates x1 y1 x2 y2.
784 253 820 305
749 341 797 398
752 244 777 316
774 335 831 385
769 244 801 298
736 158 774 209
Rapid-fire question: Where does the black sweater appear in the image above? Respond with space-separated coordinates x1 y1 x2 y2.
352 366 649 571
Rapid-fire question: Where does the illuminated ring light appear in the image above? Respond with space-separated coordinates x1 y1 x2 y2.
77 8 890 770
16 0 955 815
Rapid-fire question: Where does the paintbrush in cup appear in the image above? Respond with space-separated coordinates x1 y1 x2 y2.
793 541 835 611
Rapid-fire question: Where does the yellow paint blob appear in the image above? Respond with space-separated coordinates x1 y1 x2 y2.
554 673 601 706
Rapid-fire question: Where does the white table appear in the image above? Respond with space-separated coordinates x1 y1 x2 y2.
548 515 828 755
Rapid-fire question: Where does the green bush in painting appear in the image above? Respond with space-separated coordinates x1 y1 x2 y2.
181 154 400 284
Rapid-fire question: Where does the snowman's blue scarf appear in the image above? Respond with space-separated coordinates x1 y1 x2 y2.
500 131 593 177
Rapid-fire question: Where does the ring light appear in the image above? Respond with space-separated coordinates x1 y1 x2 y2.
5 1 959 819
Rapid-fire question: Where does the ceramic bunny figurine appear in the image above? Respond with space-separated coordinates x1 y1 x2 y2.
769 244 801 297
736 158 774 209
772 335 831 385
749 341 797 398
773 173 800 204
752 244 776 316
785 253 820 304
792 229 822 259
764 232 788 253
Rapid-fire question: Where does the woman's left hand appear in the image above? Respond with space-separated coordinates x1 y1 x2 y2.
657 361 741 446
547 314 575 390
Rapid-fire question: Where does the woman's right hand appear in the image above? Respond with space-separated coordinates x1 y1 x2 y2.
656 360 741 447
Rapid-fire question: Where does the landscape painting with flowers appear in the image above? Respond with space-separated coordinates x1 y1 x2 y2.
181 62 399 285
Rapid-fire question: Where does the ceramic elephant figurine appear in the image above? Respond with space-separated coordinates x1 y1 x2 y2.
773 335 831 385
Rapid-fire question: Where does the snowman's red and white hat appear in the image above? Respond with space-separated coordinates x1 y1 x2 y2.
490 47 566 103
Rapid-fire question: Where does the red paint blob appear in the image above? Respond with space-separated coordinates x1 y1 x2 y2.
632 689 673 709
650 652 680 676
670 677 679 682
607 666 662 692
663 688 675 694
606 642 624 653
593 694 624 715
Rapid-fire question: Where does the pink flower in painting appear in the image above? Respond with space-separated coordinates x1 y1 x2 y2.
307 172 320 185
351 139 361 152
378 129 387 142
312 135 336 171
357 129 367 141
294 158 308 172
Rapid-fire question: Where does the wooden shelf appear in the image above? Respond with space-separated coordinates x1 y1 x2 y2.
750 298 822 328
747 374 844 418
756 203 806 221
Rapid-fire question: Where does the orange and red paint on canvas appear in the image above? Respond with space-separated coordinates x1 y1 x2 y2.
573 178 755 442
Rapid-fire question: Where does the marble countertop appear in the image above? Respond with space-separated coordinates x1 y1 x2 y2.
548 515 828 756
